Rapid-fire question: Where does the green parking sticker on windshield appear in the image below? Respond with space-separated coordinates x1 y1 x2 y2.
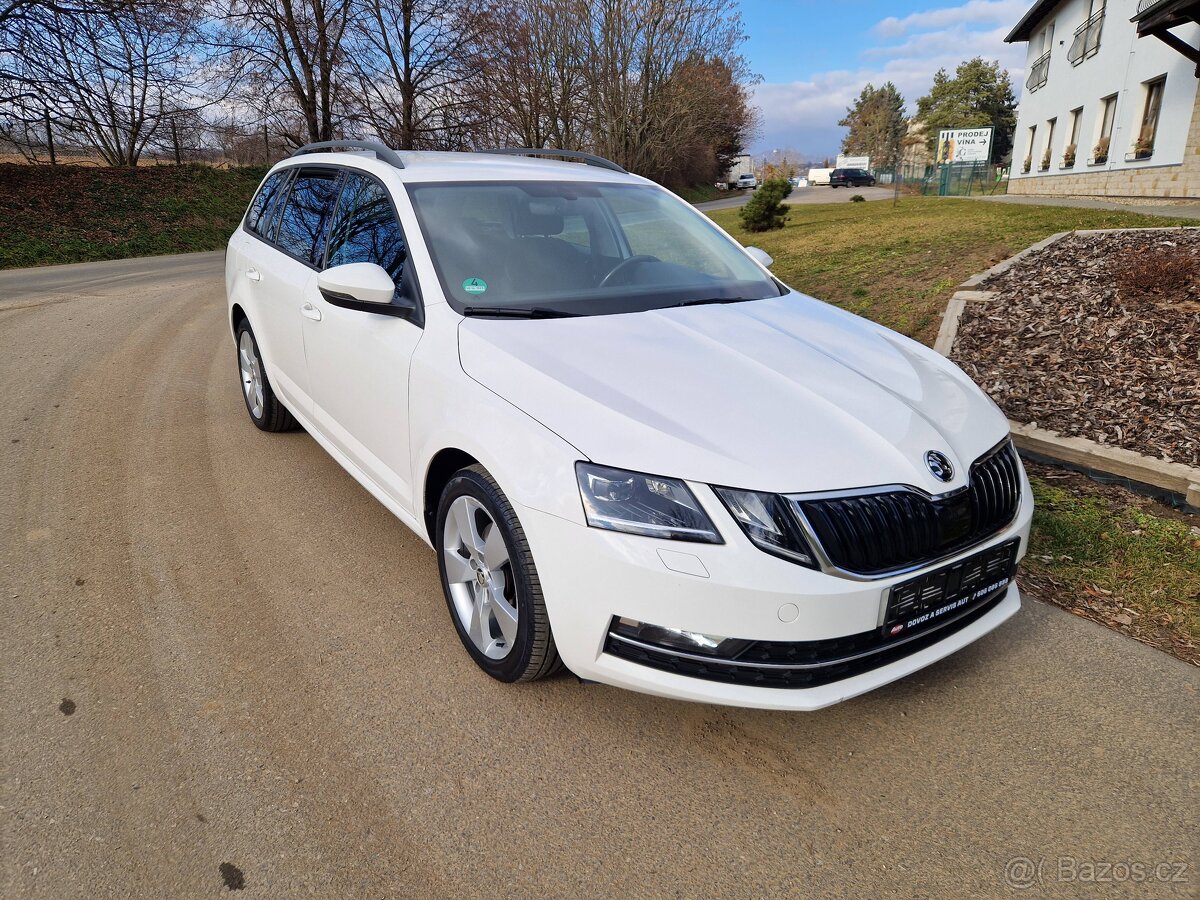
462 277 488 294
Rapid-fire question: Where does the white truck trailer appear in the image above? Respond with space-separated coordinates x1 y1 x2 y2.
717 154 755 189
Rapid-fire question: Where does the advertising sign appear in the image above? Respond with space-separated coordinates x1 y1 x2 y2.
836 154 870 169
936 127 994 164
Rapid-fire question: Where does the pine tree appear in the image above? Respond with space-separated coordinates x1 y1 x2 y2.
838 82 906 169
915 58 1018 162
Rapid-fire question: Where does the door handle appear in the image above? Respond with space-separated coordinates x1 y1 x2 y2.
300 302 322 322
246 268 262 282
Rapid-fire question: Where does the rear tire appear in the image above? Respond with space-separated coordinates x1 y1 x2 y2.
436 465 562 683
235 320 297 432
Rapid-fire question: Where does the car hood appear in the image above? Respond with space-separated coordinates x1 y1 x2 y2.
457 292 1010 494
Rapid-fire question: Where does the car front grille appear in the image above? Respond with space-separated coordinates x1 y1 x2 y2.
796 440 1022 575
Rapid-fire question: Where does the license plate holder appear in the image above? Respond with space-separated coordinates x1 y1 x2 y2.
883 538 1020 636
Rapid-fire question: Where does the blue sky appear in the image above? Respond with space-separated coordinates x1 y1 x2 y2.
738 0 1031 157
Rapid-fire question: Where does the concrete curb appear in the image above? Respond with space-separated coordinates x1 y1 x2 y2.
933 291 997 356
1010 422 1200 509
938 227 1200 509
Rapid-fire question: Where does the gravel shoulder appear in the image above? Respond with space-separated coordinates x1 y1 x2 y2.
2 254 1197 897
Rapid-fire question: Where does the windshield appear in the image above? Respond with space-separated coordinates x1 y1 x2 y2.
405 181 785 317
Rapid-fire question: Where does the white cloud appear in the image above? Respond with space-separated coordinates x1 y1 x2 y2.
875 0 1029 39
749 0 1028 157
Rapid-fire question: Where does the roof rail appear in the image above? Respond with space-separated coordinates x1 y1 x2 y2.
291 140 405 170
479 147 627 174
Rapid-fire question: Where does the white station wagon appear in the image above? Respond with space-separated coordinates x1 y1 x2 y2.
226 142 1033 710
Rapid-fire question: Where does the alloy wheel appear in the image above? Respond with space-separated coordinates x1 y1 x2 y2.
238 331 265 419
442 496 519 660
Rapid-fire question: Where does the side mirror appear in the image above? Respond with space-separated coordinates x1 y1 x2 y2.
317 263 396 305
745 246 774 268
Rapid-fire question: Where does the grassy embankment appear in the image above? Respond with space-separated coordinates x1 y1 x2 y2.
671 183 725 204
0 163 268 269
710 198 1199 661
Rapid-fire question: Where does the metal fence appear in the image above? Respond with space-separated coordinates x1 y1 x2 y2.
866 162 1008 196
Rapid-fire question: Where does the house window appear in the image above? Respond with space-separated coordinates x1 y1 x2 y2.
1064 107 1083 167
1040 22 1056 54
1024 125 1037 172
1135 77 1165 158
1092 94 1117 163
1041 118 1056 170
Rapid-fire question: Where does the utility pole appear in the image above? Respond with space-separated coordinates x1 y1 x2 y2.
171 119 182 165
44 109 56 165
263 124 270 163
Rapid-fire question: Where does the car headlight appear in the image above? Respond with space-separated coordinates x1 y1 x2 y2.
575 463 722 543
712 487 817 568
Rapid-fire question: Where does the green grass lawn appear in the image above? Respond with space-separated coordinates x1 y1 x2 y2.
707 196 1199 661
709 196 1200 345
1023 473 1199 663
0 163 269 269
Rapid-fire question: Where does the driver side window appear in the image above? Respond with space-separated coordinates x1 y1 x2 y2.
325 173 413 300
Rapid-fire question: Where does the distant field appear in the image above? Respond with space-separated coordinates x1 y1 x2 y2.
0 163 268 269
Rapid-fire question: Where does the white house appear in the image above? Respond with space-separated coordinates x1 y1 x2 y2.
1006 0 1200 198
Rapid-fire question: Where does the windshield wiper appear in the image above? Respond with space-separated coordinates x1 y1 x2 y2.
462 305 582 319
669 296 756 308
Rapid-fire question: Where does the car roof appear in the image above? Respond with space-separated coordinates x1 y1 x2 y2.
269 149 648 186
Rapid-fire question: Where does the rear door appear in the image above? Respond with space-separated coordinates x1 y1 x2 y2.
241 167 343 416
301 171 424 511
229 168 290 331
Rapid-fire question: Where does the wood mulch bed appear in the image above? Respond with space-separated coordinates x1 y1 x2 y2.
950 228 1200 468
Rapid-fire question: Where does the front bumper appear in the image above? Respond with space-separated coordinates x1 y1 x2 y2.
517 477 1033 711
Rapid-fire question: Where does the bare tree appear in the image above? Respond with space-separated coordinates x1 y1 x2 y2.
472 0 754 182
219 0 355 146
346 0 492 149
582 0 750 179
2 0 756 181
4 0 208 166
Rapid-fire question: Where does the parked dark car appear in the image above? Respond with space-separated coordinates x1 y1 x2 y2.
829 168 876 188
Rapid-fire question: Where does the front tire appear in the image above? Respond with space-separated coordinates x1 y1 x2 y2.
235 320 297 432
436 465 562 683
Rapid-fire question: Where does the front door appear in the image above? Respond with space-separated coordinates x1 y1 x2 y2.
301 171 424 513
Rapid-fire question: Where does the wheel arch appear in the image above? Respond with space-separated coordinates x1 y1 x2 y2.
230 302 248 338
423 447 480 540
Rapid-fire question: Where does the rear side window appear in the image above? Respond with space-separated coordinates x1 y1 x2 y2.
326 173 411 294
274 170 342 266
245 171 288 236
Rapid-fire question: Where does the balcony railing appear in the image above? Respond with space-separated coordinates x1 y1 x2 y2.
1026 51 1050 92
1068 9 1105 64
1135 0 1172 16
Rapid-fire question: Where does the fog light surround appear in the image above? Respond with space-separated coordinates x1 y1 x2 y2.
610 616 752 658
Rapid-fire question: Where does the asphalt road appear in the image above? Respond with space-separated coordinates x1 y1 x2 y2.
2 253 1197 898
697 183 897 211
